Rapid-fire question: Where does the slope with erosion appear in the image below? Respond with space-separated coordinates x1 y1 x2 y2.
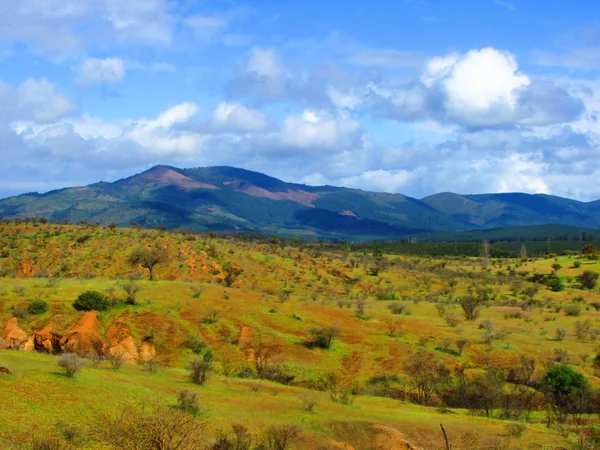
1 222 599 447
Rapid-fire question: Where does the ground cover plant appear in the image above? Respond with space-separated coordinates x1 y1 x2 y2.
2 219 600 448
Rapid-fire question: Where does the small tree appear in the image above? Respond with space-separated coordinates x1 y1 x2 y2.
222 262 243 288
459 295 481 321
73 291 110 312
256 424 302 450
121 282 141 305
404 350 450 406
577 271 599 290
58 353 85 378
542 365 590 422
128 245 169 281
456 338 470 356
551 263 562 275
582 244 597 259
306 326 339 349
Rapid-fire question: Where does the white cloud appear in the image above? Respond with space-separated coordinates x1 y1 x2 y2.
0 78 78 124
77 57 125 88
0 0 175 55
210 102 269 132
278 109 360 151
244 47 285 78
444 48 529 111
367 47 584 128
339 169 411 192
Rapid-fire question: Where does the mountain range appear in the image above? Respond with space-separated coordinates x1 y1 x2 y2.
1 165 599 240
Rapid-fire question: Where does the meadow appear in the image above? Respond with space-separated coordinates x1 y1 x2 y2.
1 220 600 449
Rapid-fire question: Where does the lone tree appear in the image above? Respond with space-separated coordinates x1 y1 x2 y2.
128 244 169 281
551 263 562 275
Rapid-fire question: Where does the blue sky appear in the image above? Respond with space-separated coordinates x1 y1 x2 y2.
1 0 600 200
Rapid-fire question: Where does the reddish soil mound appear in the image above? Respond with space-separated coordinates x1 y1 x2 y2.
60 311 106 356
106 316 158 362
2 317 32 350
107 318 139 361
33 323 63 354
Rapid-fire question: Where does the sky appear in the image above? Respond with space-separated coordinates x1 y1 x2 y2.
1 0 600 201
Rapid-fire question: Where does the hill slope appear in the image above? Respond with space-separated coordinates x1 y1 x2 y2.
1 165 599 239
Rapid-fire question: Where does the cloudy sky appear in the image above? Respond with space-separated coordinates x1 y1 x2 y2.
1 0 600 200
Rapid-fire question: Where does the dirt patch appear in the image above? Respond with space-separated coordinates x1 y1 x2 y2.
60 311 106 356
128 166 218 190
328 422 422 450
224 179 320 207
33 323 62 354
373 425 422 450
106 319 139 361
2 317 33 350
139 342 156 361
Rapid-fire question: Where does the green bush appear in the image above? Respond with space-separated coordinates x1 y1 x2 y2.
73 290 110 312
27 298 49 315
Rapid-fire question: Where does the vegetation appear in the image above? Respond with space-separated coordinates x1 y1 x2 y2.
2 220 600 448
72 290 110 312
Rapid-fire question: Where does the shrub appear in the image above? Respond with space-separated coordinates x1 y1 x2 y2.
72 290 110 311
95 401 207 449
188 352 213 385
177 389 200 414
298 394 318 412
108 350 127 370
121 282 140 305
212 424 252 450
459 295 481 320
27 298 49 315
577 270 599 290
387 302 411 315
505 422 526 438
305 326 339 349
255 424 302 450
57 353 85 378
555 327 566 341
563 304 581 317
30 436 64 450
185 334 207 354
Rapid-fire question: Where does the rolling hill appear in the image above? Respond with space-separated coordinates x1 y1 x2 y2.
1 165 599 240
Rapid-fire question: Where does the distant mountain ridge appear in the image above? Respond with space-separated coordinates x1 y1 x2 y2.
1 165 599 240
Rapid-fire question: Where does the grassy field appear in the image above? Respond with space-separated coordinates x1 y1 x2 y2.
2 221 600 449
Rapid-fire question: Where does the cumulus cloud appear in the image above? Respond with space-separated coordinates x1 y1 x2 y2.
367 47 585 128
210 102 269 132
77 57 125 88
0 78 78 123
0 0 175 55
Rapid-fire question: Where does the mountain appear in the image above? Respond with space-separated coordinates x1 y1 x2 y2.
422 192 600 229
1 165 599 240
